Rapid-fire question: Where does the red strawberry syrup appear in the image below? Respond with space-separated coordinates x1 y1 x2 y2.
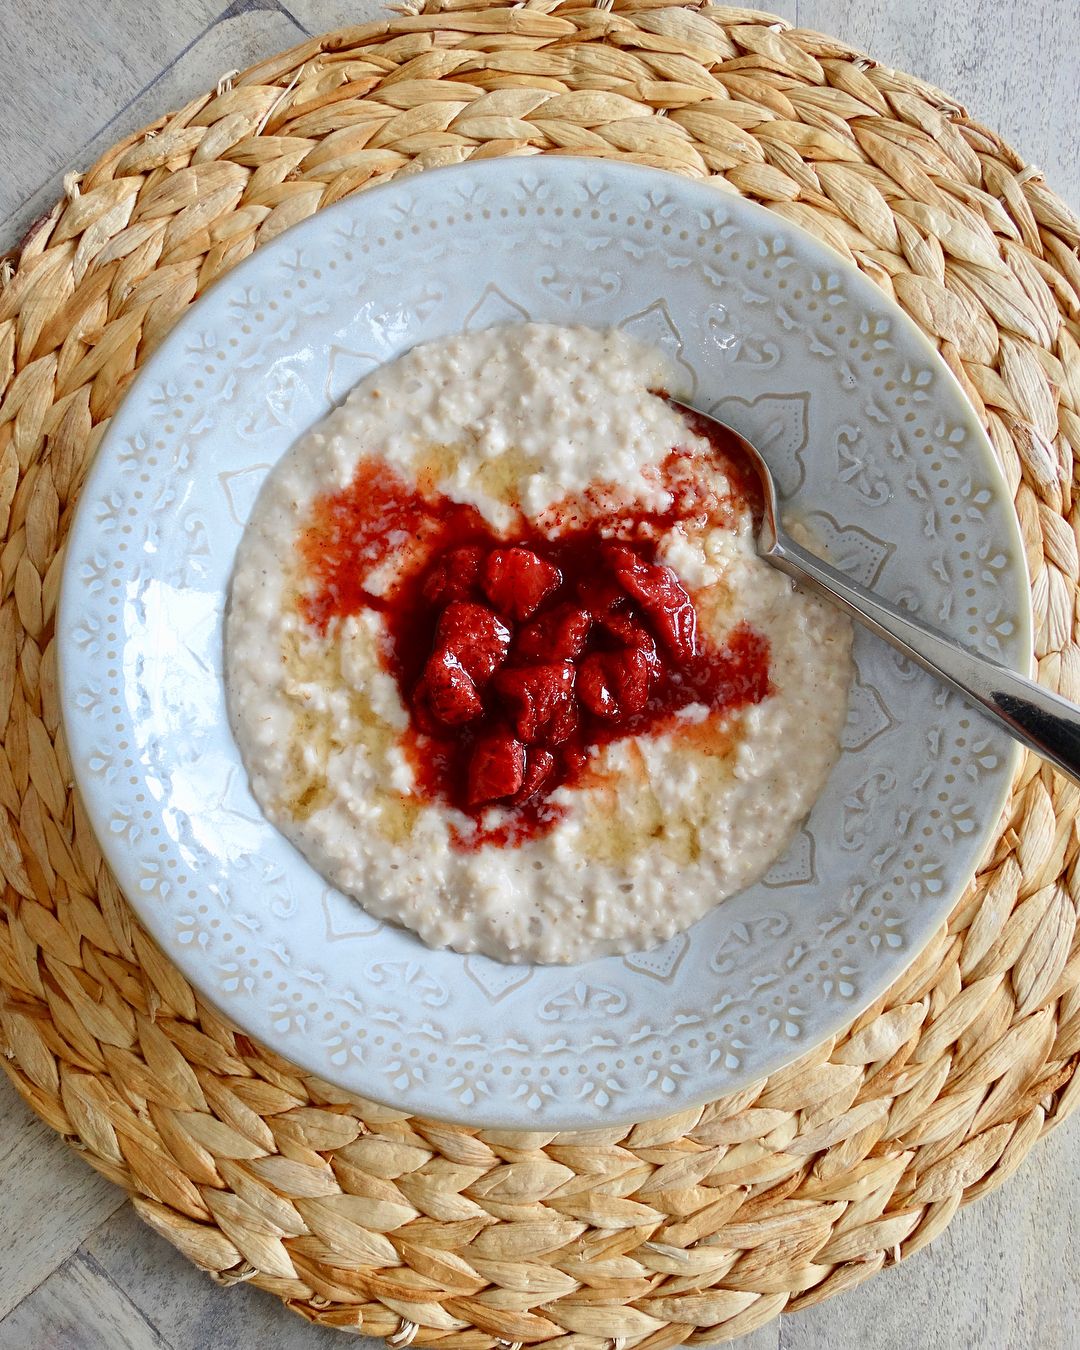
298 425 771 849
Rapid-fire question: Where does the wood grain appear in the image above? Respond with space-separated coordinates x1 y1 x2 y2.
0 1251 169 1350
0 2 1078 1348
0 1073 126 1323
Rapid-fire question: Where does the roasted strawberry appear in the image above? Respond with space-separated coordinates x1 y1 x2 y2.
576 573 624 618
421 545 485 605
409 688 440 736
515 603 593 661
511 748 556 804
598 606 659 662
467 728 526 805
493 662 576 743
578 649 652 720
420 650 482 726
435 602 511 683
545 697 579 747
482 547 561 620
606 544 698 662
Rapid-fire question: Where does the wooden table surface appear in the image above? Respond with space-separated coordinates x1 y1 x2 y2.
2 2 1079 1347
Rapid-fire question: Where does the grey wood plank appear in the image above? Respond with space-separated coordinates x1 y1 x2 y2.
0 0 227 227
0 1251 169 1350
79 1204 367 1350
799 0 1080 210
779 1109 1080 1350
0 1074 126 1324
1 1 307 253
288 0 795 33
283 0 436 36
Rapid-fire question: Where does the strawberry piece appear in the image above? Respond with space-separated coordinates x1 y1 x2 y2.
467 728 526 805
421 546 485 605
576 574 624 618
599 606 659 663
420 650 482 726
409 689 440 737
578 649 653 720
546 697 579 747
493 662 576 744
435 602 511 683
482 547 561 620
512 748 556 804
515 603 593 661
606 544 698 662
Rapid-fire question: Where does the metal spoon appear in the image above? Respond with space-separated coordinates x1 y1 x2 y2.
669 400 1080 786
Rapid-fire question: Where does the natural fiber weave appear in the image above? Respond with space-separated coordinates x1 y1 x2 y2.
2 2 1080 1341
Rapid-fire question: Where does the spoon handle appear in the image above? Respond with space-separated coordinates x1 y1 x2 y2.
767 532 1080 786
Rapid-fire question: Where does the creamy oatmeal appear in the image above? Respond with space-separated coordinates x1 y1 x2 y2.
226 324 853 964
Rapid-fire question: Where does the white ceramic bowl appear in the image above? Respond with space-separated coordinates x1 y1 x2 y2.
58 158 1029 1127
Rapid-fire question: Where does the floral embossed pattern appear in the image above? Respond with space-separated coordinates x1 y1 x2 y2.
58 159 1030 1127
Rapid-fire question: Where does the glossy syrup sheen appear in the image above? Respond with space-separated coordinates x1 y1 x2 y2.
299 428 771 848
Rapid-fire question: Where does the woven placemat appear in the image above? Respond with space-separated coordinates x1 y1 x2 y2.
3 2 1080 1342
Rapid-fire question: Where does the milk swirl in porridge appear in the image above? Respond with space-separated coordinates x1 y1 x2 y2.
225 325 853 964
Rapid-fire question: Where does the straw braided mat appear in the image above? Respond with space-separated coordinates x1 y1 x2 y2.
2 2 1080 1342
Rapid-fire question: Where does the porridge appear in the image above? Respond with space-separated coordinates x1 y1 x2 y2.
225 324 853 964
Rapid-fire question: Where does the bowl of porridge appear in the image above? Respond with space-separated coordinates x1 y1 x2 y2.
58 157 1029 1125
226 324 853 964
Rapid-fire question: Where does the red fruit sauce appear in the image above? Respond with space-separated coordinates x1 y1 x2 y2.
299 426 771 849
